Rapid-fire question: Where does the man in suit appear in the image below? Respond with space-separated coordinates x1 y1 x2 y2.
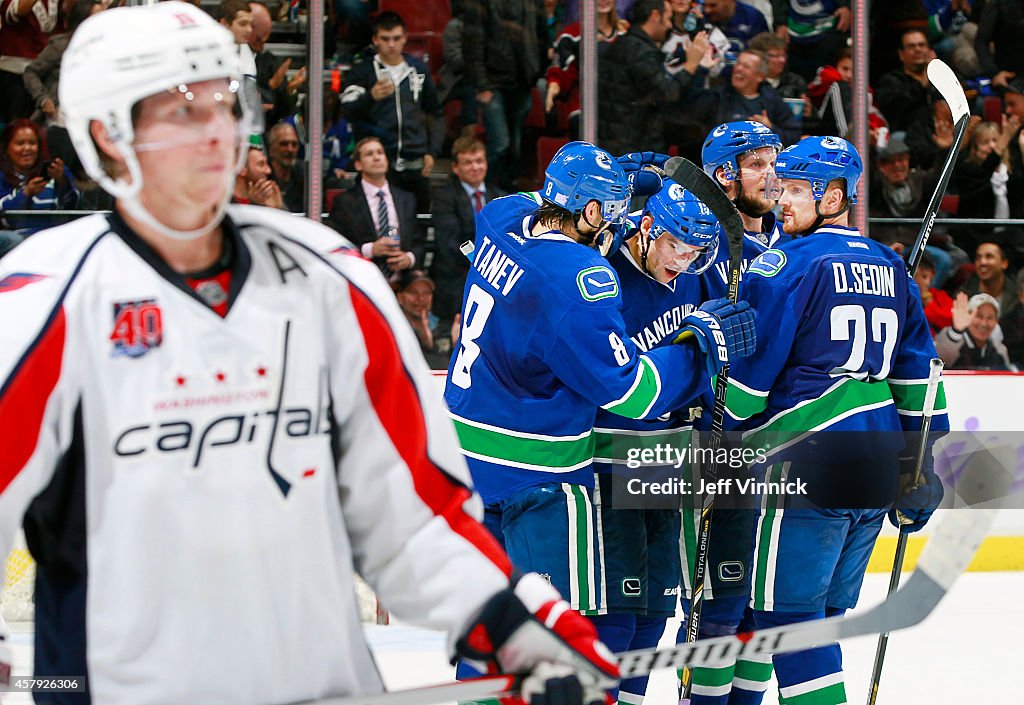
429 136 506 331
328 136 424 276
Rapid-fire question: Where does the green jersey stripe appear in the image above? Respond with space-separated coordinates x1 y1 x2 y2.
452 417 595 471
741 378 895 455
723 377 770 420
889 379 948 413
602 356 663 419
593 427 693 463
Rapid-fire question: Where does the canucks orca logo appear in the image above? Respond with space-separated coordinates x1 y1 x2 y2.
0 272 47 293
595 151 613 170
712 124 728 137
668 183 687 200
748 249 787 278
576 266 619 301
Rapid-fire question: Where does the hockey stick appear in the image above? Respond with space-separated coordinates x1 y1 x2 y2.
298 507 995 705
865 357 944 705
906 59 970 277
662 156 746 696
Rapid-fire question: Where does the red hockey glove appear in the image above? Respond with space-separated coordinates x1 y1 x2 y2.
455 573 619 705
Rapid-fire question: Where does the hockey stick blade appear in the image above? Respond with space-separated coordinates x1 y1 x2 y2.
907 59 969 276
299 508 996 705
928 59 970 124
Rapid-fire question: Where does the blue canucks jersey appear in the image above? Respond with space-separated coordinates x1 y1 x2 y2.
593 240 707 472
444 193 712 504
784 0 847 42
701 213 788 301
723 225 949 462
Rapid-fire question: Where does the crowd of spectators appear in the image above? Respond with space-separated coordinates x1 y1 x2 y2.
2 0 1024 371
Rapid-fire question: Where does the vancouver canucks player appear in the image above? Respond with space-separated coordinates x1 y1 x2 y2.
443 142 756 657
701 121 786 301
675 121 789 705
591 180 721 704
724 136 947 705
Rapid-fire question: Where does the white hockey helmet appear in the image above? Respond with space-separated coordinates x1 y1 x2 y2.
59 2 261 237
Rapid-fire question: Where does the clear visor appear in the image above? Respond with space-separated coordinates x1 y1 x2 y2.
770 176 819 203
739 146 781 200
111 76 263 241
653 231 719 275
132 77 262 158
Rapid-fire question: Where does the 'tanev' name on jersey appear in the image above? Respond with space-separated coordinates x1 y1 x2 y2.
472 235 526 297
631 303 697 352
831 261 896 297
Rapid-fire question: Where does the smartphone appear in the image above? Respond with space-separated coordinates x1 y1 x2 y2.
40 159 56 173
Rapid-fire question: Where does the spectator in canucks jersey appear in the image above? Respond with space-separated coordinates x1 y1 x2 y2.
443 141 757 684
722 136 948 705
673 120 787 705
772 0 851 81
591 179 721 704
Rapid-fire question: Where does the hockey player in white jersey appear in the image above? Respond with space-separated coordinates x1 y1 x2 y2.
0 4 622 704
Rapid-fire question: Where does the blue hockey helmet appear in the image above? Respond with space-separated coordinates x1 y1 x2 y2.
542 141 631 226
772 135 862 204
641 179 721 275
701 121 782 181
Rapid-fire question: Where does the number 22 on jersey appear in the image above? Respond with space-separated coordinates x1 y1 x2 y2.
829 304 898 380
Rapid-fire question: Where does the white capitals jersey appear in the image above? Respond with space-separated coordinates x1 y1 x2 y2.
0 206 511 705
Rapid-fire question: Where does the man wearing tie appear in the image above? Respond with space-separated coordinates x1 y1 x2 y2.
327 136 424 276
430 136 507 335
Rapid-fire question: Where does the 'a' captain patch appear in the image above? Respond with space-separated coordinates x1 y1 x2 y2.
748 249 787 278
576 266 619 301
